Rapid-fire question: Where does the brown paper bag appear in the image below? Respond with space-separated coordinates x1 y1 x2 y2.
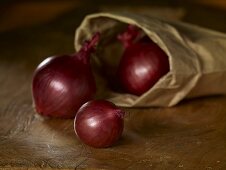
74 12 226 107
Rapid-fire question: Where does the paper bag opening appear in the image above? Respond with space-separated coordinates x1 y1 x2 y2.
74 12 226 107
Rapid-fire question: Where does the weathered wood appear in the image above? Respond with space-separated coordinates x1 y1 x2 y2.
1 2 226 170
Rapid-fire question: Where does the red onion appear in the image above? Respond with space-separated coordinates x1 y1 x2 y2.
117 25 170 96
74 100 125 148
32 33 100 118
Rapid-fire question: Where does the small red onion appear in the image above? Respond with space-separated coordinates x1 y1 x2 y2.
32 33 100 118
117 25 169 96
74 100 125 148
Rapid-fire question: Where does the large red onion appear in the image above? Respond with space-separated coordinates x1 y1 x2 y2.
32 33 100 118
117 25 170 96
74 100 125 148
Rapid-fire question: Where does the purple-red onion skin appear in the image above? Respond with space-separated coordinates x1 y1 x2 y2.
74 100 125 148
117 27 170 96
32 55 96 118
32 32 100 118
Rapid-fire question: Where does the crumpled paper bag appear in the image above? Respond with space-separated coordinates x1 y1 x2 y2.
74 12 226 107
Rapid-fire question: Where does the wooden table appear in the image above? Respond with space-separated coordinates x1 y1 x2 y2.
1 1 226 169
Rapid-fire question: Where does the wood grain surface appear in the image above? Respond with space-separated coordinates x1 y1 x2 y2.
0 1 226 170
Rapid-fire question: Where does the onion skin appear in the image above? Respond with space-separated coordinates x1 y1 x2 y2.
117 25 170 96
32 33 100 118
74 100 125 148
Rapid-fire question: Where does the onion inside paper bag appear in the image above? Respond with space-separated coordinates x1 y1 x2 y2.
74 12 226 107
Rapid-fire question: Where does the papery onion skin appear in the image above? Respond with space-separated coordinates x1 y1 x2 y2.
74 100 125 148
32 33 100 118
117 25 170 96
